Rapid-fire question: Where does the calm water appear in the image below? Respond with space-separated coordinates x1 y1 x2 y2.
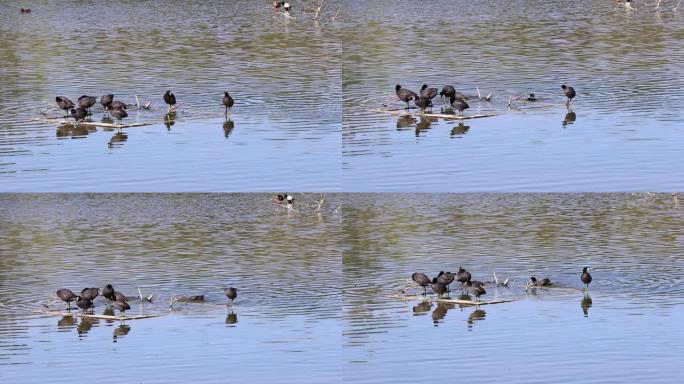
343 193 684 383
0 1 341 191
341 0 684 191
0 194 341 383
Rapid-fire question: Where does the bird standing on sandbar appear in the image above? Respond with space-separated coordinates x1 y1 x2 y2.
57 288 78 310
224 287 238 306
561 84 576 107
55 96 74 117
395 84 418 110
163 90 176 114
223 91 234 114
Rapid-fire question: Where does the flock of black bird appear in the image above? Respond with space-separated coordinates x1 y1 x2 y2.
56 284 239 316
412 266 592 302
395 83 577 114
54 90 235 125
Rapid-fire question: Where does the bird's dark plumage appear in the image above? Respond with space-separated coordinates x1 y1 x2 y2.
431 277 448 297
466 281 486 301
110 107 128 125
412 272 431 294
103 284 116 301
561 84 576 106
450 96 469 115
111 300 131 316
440 85 455 100
419 84 438 100
101 94 114 111
530 276 551 287
457 267 471 285
396 84 418 110
223 91 234 113
110 101 126 110
81 287 99 301
414 96 431 113
76 296 95 313
581 267 592 288
55 96 74 116
78 95 97 113
57 288 78 309
69 107 87 122
437 271 455 288
224 287 238 303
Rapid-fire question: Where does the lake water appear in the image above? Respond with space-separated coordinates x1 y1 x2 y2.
0 1 341 191
343 193 684 383
341 0 684 191
0 193 341 383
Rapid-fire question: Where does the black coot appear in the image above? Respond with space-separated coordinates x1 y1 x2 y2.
527 93 537 102
457 267 471 287
110 101 126 110
103 284 116 301
581 267 592 289
395 85 417 110
530 276 551 287
76 296 95 313
450 96 469 115
419 84 438 101
78 95 97 113
411 272 431 295
111 300 131 316
466 281 486 301
224 287 238 304
431 277 448 297
223 92 234 114
81 287 99 301
414 96 431 113
163 90 176 113
55 96 74 117
437 271 455 290
561 84 576 106
56 288 78 310
69 107 87 122
440 85 455 100
110 107 128 125
101 94 114 113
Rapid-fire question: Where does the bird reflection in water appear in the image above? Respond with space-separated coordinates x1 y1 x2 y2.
415 116 437 137
223 119 235 138
164 112 176 131
56 124 93 139
108 132 128 149
467 308 486 330
57 316 76 331
412 301 432 316
102 307 116 324
432 302 455 326
225 311 238 326
450 122 470 138
581 293 592 317
396 115 417 131
113 324 131 342
563 111 577 127
77 317 99 337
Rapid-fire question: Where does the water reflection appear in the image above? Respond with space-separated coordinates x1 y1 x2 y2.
415 116 437 137
56 124 95 138
164 113 176 131
77 317 99 338
412 301 432 316
467 308 486 330
396 115 417 130
223 119 235 138
581 293 593 317
563 111 577 127
225 311 238 326
57 316 76 331
431 302 454 326
113 324 131 342
108 132 128 149
450 122 470 137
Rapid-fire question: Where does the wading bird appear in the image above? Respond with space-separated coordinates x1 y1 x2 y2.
55 96 74 117
412 272 431 295
581 267 592 290
395 84 418 110
163 90 176 113
223 91 234 114
561 84 576 107
57 288 78 310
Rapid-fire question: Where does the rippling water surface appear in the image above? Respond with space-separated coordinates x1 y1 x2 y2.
0 1 341 191
343 193 684 383
341 0 684 191
0 193 341 383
